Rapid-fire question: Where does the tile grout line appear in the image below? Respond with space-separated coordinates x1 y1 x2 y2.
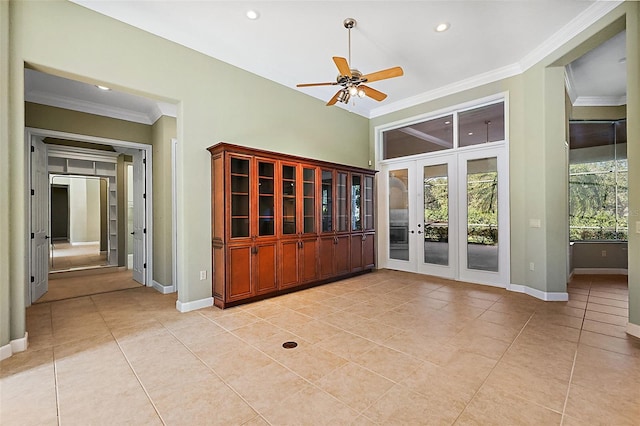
91 295 168 426
560 280 591 425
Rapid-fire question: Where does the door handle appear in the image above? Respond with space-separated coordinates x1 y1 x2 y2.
131 232 135 235
44 235 49 240
417 230 422 234
410 230 415 234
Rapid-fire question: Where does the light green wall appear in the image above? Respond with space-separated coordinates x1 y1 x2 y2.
0 0 11 347
570 104 626 120
3 0 368 347
626 3 640 326
25 102 152 144
152 115 177 286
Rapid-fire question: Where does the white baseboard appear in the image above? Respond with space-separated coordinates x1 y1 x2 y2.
127 254 133 270
71 241 100 246
627 322 640 339
152 280 176 294
573 268 628 275
176 297 213 313
507 284 569 301
0 332 29 361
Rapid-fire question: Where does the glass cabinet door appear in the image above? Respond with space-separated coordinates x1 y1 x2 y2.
336 172 348 232
363 175 374 230
351 174 362 231
230 157 250 238
303 167 316 233
282 164 296 234
258 160 275 236
321 170 333 232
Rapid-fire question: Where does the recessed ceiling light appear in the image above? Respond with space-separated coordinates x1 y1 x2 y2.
96 85 111 91
246 10 259 20
435 23 450 33
468 132 473 136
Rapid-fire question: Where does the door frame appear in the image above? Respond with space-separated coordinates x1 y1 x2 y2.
25 127 155 306
377 143 510 288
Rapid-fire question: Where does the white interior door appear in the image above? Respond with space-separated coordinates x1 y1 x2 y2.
132 150 146 284
31 136 49 302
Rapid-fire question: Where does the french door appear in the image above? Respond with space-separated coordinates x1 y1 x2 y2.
381 145 509 287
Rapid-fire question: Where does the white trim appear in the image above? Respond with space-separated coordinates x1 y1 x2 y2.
152 279 176 294
26 90 156 125
0 332 29 361
626 322 640 339
25 127 156 305
519 1 623 72
370 66 519 118
171 138 178 296
573 95 627 107
176 297 213 313
368 1 622 119
573 267 628 275
508 284 569 302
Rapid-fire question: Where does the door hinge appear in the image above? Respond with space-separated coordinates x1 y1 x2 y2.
143 263 147 269
30 276 34 283
143 193 146 199
143 228 146 234
30 145 35 153
31 189 35 196
143 158 146 165
31 232 34 239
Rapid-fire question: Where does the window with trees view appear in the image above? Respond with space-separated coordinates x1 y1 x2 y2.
569 119 627 241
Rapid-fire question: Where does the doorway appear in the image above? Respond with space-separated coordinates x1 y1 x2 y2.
27 129 153 304
380 146 509 287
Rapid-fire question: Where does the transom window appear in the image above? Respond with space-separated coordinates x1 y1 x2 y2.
382 101 505 160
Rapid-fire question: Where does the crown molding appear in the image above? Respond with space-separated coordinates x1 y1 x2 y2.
519 0 623 72
372 0 623 119
369 63 521 119
573 95 627 107
26 90 154 124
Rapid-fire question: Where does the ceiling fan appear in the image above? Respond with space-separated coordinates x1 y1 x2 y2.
297 18 404 106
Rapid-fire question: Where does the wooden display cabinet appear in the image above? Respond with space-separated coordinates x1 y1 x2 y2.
209 143 376 308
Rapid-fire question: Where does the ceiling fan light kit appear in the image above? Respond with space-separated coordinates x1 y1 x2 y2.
297 17 404 106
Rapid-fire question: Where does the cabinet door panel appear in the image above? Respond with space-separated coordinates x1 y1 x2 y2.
300 238 318 283
280 240 299 288
363 233 375 269
228 245 253 300
255 242 278 294
350 234 363 272
319 237 335 279
335 235 350 276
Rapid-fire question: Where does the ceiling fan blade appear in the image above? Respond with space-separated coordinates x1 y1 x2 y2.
326 90 343 106
297 82 336 87
360 85 387 102
333 57 352 78
362 66 404 83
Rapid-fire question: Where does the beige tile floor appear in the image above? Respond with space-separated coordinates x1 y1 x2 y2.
50 241 108 272
2 270 639 425
38 269 142 304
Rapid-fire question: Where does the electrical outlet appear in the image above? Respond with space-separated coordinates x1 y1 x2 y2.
601 250 607 257
199 270 207 280
529 262 535 271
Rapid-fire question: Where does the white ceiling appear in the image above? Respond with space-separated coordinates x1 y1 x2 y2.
27 1 626 122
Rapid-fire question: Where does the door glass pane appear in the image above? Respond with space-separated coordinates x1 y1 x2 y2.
383 114 454 159
423 164 448 265
336 172 348 232
467 157 498 271
459 102 505 147
303 167 315 233
321 170 332 232
389 168 409 261
364 175 374 230
282 165 296 234
230 157 250 238
351 175 362 231
258 161 274 236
